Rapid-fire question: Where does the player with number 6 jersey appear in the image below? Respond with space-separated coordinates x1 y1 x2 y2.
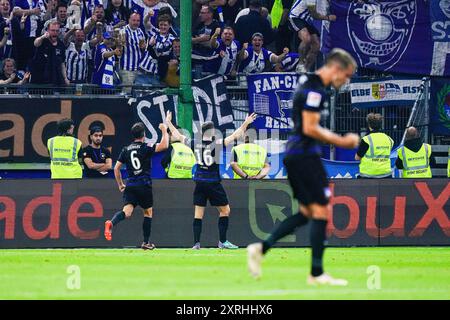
104 118 169 250
166 111 257 250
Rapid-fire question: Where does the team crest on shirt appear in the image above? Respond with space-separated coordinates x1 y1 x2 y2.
306 91 322 108
324 187 332 199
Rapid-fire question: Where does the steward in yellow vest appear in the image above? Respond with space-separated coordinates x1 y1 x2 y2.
47 118 83 179
231 137 270 179
355 113 393 178
395 127 434 178
161 126 196 179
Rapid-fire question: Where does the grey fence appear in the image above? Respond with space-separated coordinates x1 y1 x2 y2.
0 75 434 147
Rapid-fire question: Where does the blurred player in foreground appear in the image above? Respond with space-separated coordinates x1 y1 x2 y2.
247 48 360 285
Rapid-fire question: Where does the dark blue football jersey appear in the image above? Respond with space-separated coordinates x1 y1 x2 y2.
286 73 328 156
118 142 155 186
189 138 223 182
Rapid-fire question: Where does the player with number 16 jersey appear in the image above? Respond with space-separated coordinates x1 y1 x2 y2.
166 111 257 250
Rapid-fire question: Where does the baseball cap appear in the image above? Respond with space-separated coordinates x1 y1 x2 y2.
90 126 103 135
103 32 112 39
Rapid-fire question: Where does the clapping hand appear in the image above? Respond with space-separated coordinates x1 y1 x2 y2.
159 123 168 132
165 110 172 124
244 113 257 125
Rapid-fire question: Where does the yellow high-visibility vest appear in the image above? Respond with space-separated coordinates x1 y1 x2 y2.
232 143 267 179
359 132 393 178
270 0 284 28
47 136 82 179
166 142 196 179
397 144 432 178
447 147 449 178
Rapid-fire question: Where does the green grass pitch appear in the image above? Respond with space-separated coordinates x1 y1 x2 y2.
0 247 449 299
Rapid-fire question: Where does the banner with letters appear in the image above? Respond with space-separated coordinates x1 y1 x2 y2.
429 77 450 135
330 0 450 76
350 77 423 108
131 74 235 146
246 73 300 131
0 98 133 163
1 179 448 247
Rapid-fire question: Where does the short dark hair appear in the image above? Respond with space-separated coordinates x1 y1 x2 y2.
201 121 215 134
367 113 383 130
131 122 145 139
90 126 103 135
159 6 173 17
158 14 172 25
201 5 214 14
130 12 140 19
249 0 262 8
56 4 67 11
223 26 234 33
57 118 74 135
325 48 357 70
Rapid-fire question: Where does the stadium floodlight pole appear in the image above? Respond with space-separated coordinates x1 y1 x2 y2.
178 0 193 135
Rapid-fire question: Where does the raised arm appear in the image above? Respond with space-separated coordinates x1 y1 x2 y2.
237 42 248 63
34 31 49 47
63 27 76 47
83 16 97 36
210 27 220 49
165 110 187 144
89 31 102 48
155 123 169 153
143 9 154 30
224 113 257 147
103 47 122 59
270 47 289 64
0 28 8 48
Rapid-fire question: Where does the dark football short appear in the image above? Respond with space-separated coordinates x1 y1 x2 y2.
193 182 229 207
284 154 330 206
289 17 320 36
123 185 153 209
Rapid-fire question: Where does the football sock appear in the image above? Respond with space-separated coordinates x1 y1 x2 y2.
262 213 309 254
111 211 125 226
143 217 152 243
218 216 229 243
193 218 202 244
310 219 327 277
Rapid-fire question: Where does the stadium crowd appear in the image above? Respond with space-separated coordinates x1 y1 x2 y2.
0 0 339 89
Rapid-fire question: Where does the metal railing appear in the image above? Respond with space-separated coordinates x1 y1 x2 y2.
0 74 433 148
400 77 430 145
331 84 416 147
0 83 168 97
